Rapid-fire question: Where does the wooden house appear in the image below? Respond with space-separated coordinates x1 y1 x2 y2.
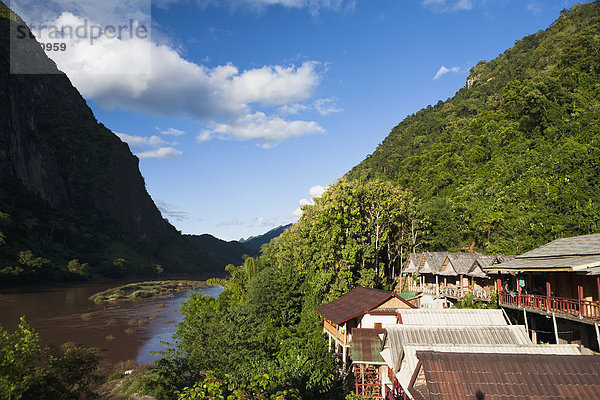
315 286 415 368
485 233 600 350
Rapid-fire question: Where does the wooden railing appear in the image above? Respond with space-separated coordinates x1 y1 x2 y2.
499 291 600 321
408 283 492 301
324 319 350 345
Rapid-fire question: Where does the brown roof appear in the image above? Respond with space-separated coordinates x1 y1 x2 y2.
411 351 600 400
315 286 410 325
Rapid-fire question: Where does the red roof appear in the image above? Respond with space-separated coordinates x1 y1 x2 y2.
410 351 600 400
314 286 413 325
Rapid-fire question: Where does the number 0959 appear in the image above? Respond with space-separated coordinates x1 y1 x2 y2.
41 42 67 52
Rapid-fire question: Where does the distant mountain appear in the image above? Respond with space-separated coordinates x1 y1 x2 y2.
185 234 259 270
0 3 218 283
240 224 292 251
347 2 600 254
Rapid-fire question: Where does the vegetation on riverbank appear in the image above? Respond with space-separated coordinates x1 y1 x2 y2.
90 280 207 304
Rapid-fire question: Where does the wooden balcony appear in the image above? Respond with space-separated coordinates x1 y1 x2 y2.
324 319 350 346
408 282 492 301
499 290 600 322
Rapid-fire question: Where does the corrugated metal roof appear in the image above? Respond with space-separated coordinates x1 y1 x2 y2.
350 328 386 364
395 309 508 327
315 286 405 325
412 351 600 400
487 254 600 272
518 233 600 258
380 325 531 373
397 344 581 390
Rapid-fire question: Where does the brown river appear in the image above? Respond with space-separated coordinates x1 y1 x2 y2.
0 281 223 365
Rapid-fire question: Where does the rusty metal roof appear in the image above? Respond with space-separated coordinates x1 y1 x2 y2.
315 286 409 325
350 328 386 364
412 351 600 400
397 344 581 392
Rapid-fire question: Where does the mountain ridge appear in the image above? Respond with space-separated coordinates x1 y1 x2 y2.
347 1 600 254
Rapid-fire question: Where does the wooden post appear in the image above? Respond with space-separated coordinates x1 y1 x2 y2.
497 278 502 294
595 323 600 352
552 313 559 344
328 335 332 352
342 346 347 370
435 275 439 297
523 308 529 339
597 276 600 301
531 317 537 344
546 281 551 311
578 285 584 317
517 275 522 306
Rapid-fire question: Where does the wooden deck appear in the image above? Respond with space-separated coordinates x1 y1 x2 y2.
499 290 600 323
324 319 350 346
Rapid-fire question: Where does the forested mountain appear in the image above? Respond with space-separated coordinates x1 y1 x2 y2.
348 2 600 255
240 224 292 251
0 3 233 283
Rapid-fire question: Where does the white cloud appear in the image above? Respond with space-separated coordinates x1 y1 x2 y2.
116 132 182 159
313 97 343 116
155 0 357 16
137 147 183 159
293 184 328 217
115 133 170 149
198 112 325 148
309 185 327 198
526 2 541 14
421 0 474 12
433 65 460 80
18 3 335 148
253 216 278 226
156 200 189 221
161 128 186 136
217 219 244 227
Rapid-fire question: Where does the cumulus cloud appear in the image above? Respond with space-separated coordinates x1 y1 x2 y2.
116 132 182 160
433 65 460 80
116 133 170 149
293 184 328 217
156 200 189 221
137 147 183 159
161 128 186 136
197 112 325 148
421 0 474 13
16 2 336 147
313 97 343 116
309 185 326 197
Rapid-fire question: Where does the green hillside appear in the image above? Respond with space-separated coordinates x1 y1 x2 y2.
347 2 600 254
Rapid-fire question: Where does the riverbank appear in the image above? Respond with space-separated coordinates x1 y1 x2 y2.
89 280 207 304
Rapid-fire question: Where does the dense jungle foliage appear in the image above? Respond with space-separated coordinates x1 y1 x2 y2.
348 1 600 255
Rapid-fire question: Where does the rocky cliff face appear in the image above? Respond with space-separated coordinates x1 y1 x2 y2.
0 4 194 273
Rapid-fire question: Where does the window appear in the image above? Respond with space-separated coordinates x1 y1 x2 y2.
374 322 382 329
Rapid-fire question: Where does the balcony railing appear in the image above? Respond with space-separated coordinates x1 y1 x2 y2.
499 291 600 322
408 282 492 301
324 319 350 345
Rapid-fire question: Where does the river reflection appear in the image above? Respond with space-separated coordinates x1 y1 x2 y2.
0 282 223 365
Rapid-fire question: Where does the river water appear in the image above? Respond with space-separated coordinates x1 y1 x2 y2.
0 281 223 365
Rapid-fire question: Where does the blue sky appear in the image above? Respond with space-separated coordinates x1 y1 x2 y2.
12 0 584 240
